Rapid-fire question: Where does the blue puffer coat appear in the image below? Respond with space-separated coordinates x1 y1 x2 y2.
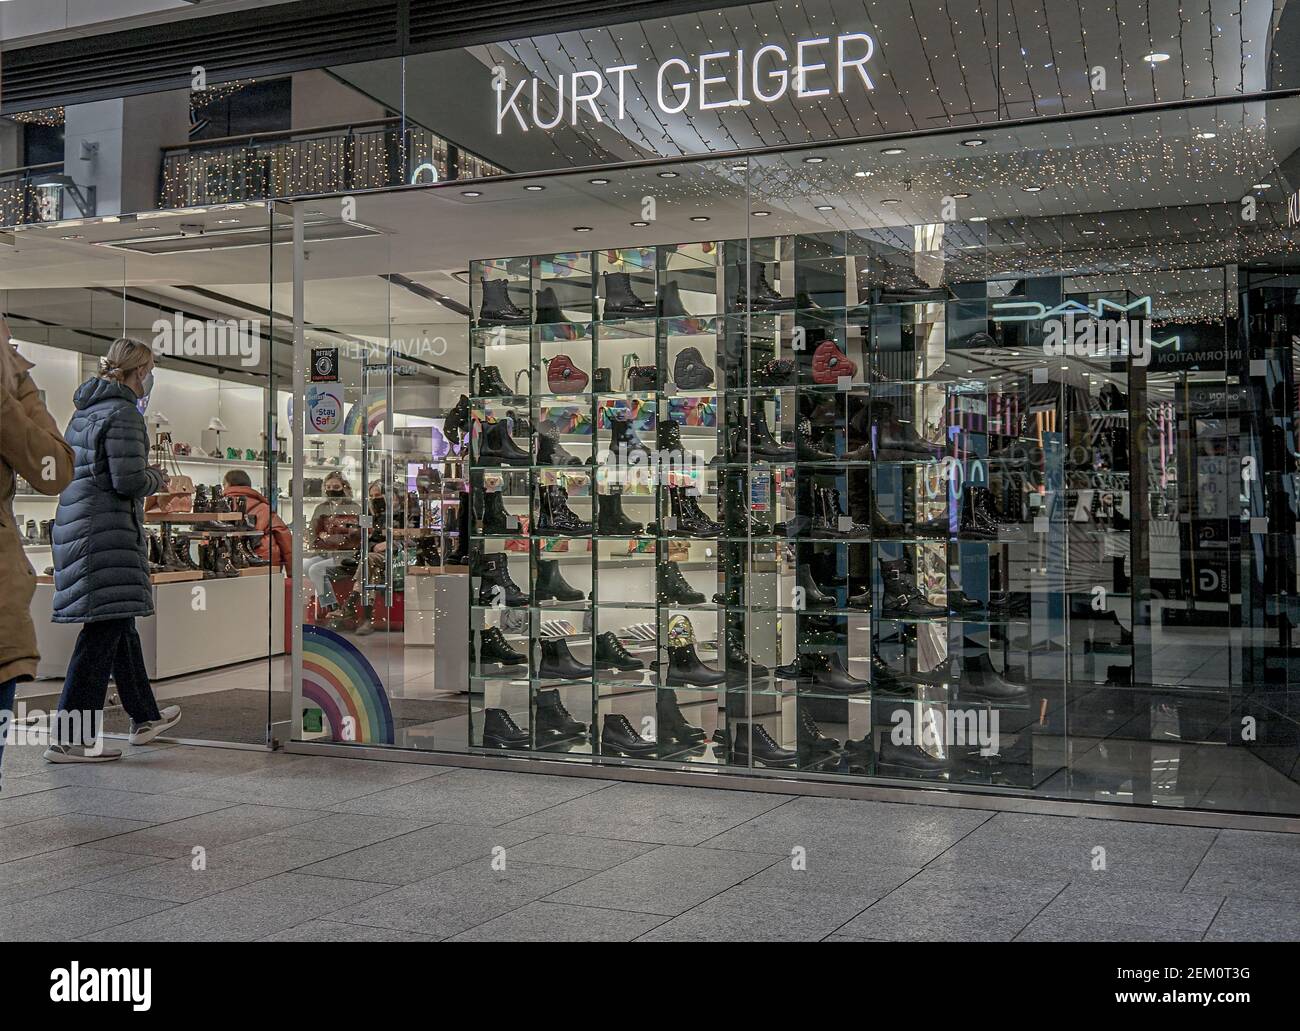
52 378 166 623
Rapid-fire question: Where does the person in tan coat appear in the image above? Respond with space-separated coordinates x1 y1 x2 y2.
0 317 74 783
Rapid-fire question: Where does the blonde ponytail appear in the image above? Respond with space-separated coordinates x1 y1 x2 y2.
99 338 153 383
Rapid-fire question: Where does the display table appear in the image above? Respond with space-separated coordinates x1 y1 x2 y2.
32 569 287 680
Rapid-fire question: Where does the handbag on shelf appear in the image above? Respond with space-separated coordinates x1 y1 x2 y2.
593 368 612 392
810 340 857 384
144 433 195 514
622 353 657 392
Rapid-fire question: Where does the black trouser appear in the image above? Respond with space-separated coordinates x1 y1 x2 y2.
54 618 162 745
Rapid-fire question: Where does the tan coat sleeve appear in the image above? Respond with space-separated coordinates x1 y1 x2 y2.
0 371 75 495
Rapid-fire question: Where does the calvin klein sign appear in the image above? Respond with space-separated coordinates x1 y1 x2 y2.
494 34 877 134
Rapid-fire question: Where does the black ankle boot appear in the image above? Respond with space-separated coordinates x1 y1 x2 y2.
535 688 586 739
535 428 583 466
478 490 517 534
478 277 529 326
960 650 1028 701
665 616 726 687
601 713 657 756
795 564 837 608
877 737 951 774
657 418 687 463
608 414 652 464
658 561 705 605
657 689 706 745
602 272 655 317
482 707 530 748
535 558 585 602
478 626 527 671
668 487 721 538
734 261 793 312
535 484 592 535
534 286 570 326
475 364 513 397
597 488 644 535
477 420 531 467
537 637 593 679
734 722 798 766
801 651 869 694
658 281 690 318
879 558 945 618
211 538 237 577
725 626 769 682
797 418 836 462
475 552 529 606
798 709 841 759
594 631 645 671
731 408 796 462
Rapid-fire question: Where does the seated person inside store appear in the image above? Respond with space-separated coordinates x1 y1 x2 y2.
221 470 291 570
302 471 363 626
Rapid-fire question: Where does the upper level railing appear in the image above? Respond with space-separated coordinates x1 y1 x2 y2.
0 162 97 226
159 118 504 208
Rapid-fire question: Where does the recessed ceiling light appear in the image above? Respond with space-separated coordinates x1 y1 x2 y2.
881 198 901 204
689 215 710 222
1253 182 1272 190
815 204 835 211
524 184 545 191
658 171 679 178
803 156 826 164
215 219 240 225
1082 229 1098 235
630 221 650 227
751 210 771 217
1022 185 1043 192
1196 131 1216 139
952 192 971 199
853 170 873 178
588 178 610 185
461 190 482 197
882 147 906 155
969 215 988 222
573 226 593 232
961 138 987 147
731 163 748 171
1144 52 1171 63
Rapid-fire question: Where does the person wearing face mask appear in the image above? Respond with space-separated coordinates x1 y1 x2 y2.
302 470 361 623
0 316 74 782
46 338 181 762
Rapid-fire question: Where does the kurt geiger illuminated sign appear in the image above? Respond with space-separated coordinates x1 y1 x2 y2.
493 33 877 134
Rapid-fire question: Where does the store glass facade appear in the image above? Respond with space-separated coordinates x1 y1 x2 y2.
3 0 1299 817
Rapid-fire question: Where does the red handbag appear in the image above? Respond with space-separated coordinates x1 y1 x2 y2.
811 340 856 384
547 354 589 393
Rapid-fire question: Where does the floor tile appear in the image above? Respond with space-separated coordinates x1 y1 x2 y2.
638 884 876 941
258 919 435 942
0 846 170 899
0 813 153 863
448 901 668 942
0 887 175 942
1033 884 1223 933
1185 830 1300 903
502 833 662 871
1203 897 1300 941
88 804 326 857
1016 914 1204 942
545 845 778 916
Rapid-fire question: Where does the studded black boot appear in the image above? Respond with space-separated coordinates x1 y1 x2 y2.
608 413 653 464
475 364 513 397
668 487 721 538
535 427 583 466
535 484 592 536
478 490 517 534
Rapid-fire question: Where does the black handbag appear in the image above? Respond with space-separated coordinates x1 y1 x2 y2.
593 368 612 392
623 354 657 391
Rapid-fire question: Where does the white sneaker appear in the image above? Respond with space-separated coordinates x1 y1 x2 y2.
129 705 182 745
44 743 123 763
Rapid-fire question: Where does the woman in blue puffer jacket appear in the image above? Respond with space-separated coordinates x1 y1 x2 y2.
46 338 181 762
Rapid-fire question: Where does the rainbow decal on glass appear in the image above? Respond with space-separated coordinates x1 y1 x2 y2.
302 625 395 744
343 396 387 436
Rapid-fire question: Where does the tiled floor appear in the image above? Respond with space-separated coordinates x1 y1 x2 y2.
2 739 1299 942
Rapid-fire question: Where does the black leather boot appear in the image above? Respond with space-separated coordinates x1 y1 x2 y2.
447 491 470 566
657 689 706 745
535 484 592 536
798 709 841 760
734 722 798 766
478 277 529 326
722 473 771 536
535 688 586 739
725 626 769 682
880 558 946 618
227 534 248 570
535 558 585 602
657 418 687 463
597 488 644 535
535 427 583 466
602 272 655 317
478 490 517 534
482 707 530 748
159 533 188 571
871 648 918 694
735 261 793 312
537 637 593 679
211 537 238 577
960 650 1029 701
475 552 529 606
668 487 721 538
797 418 836 462
658 561 705 605
658 280 690 318
534 286 571 326
475 364 513 397
666 641 726 687
801 652 869 694
601 713 657 756
478 626 527 671
731 409 796 463
877 737 952 774
959 485 999 540
608 413 653 463
872 401 939 460
795 563 837 608
594 631 645 671
477 420 531 467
